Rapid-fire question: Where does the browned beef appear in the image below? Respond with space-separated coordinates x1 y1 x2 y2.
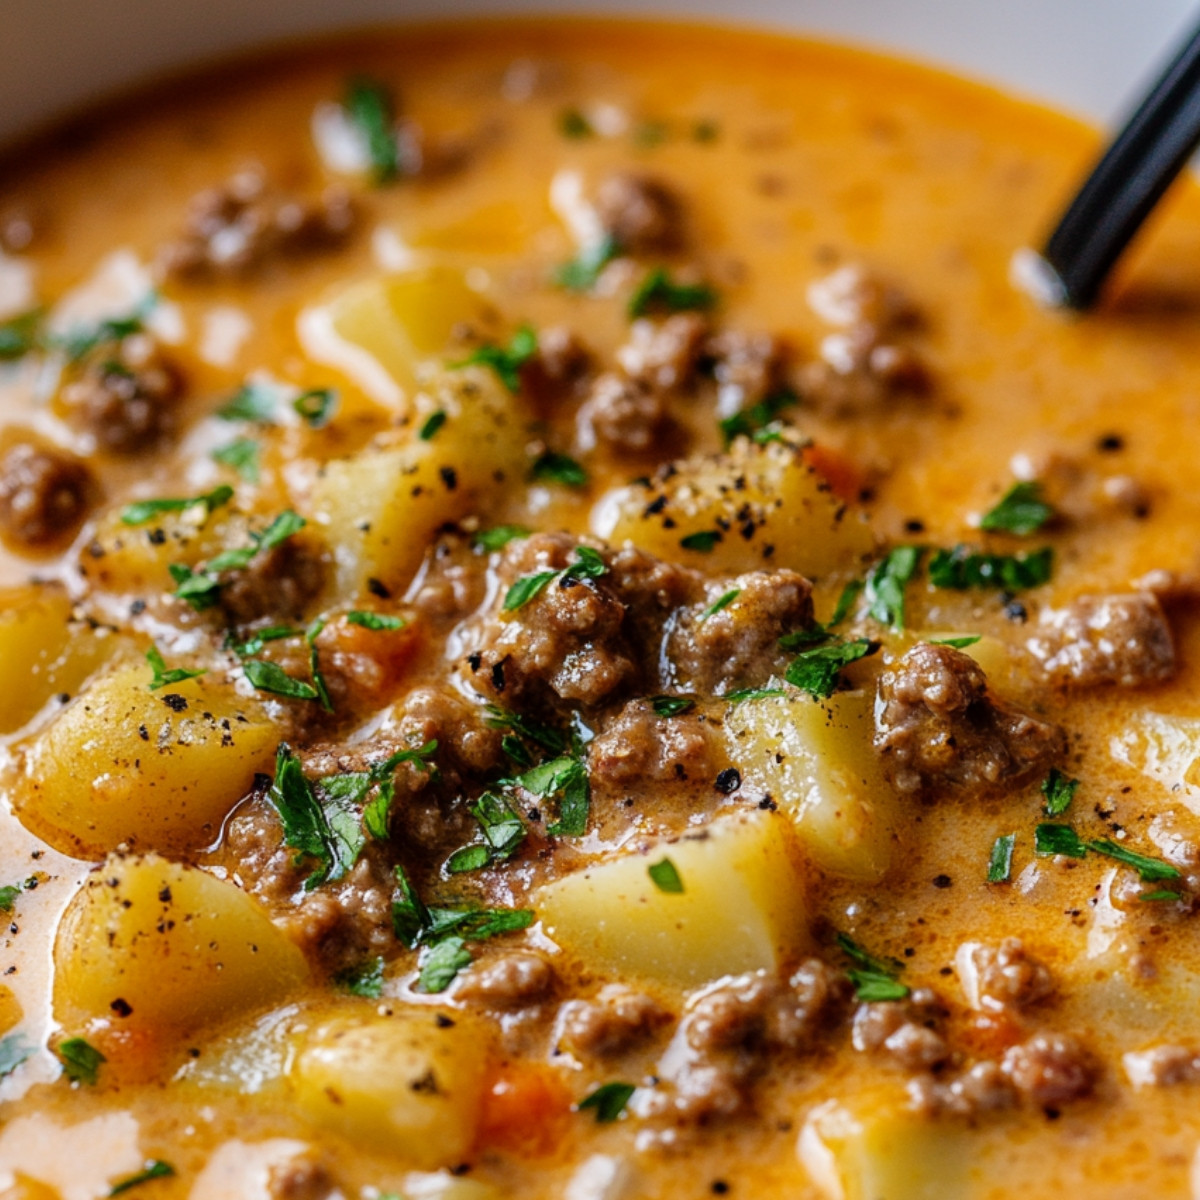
907 1061 1018 1117
218 537 328 626
1001 1032 1097 1108
0 440 93 548
704 329 787 410
1027 592 1176 688
555 985 672 1059
851 991 949 1071
874 642 1065 797
576 373 667 453
1124 1044 1200 1088
963 938 1054 1012
616 313 709 391
453 951 557 1010
594 172 683 254
588 699 717 788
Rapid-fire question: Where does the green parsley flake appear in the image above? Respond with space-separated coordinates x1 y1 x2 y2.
334 956 386 999
556 234 622 291
836 933 909 1002
58 1036 106 1085
865 546 922 630
227 625 298 657
704 588 741 618
483 705 568 755
346 610 406 631
216 381 277 423
931 635 982 649
418 410 447 441
1034 823 1088 859
0 1033 32 1080
345 76 402 182
473 525 532 552
785 638 877 699
293 387 338 428
628 268 717 319
244 659 320 702
513 755 590 837
0 885 18 912
577 1081 636 1123
211 436 260 482
1139 889 1184 902
718 389 799 446
120 484 233 526
1041 768 1080 816
504 545 607 611
1088 838 1181 882
108 1161 176 1196
455 325 537 392
0 310 41 360
57 307 149 363
987 833 1016 884
650 695 695 718
447 845 493 874
145 644 206 691
419 937 473 993
648 857 684 893
829 579 864 627
530 449 588 488
559 108 594 138
680 530 721 553
928 545 1053 591
979 480 1055 536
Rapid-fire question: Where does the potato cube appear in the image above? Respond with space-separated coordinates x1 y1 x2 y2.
594 436 874 582
313 368 529 595
725 689 898 881
291 1010 490 1169
15 659 278 858
798 1095 973 1200
536 811 810 988
53 853 309 1038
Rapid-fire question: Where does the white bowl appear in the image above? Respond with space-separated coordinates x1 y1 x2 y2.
3 0 1199 149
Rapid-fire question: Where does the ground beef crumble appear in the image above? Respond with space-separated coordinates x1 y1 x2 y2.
0 439 94 548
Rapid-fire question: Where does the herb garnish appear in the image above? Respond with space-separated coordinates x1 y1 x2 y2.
345 76 401 182
146 645 206 691
1088 839 1181 882
556 233 622 291
108 1161 176 1196
216 381 277 423
864 546 922 630
346 611 406 631
0 1033 32 1079
704 589 741 618
227 625 298 658
648 857 684 894
333 956 386 999
530 449 588 488
211 437 260 482
785 638 877 699
484 705 568 756
0 884 18 912
928 545 1053 591
504 545 607 612
447 792 527 873
0 310 41 360
988 833 1016 883
58 1036 106 1085
931 635 982 648
243 659 320 702
559 108 595 138
628 268 717 319
418 410 447 441
419 938 473 993
718 388 799 446
57 307 149 362
1033 823 1088 859
293 387 338 428
473 525 531 552
577 1081 636 1123
120 484 233 527
1041 769 1080 817
455 325 537 392
836 933 909 1002
979 481 1055 536
513 755 591 837
650 695 695 718
680 530 721 553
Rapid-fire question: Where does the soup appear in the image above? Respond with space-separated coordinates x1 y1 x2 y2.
2 18 1200 1199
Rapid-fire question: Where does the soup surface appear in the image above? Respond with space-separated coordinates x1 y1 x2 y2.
3 18 1200 1200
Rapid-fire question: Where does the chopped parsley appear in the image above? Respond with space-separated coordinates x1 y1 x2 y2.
530 449 588 488
333 956 386 999
0 1033 32 1079
446 845 492 874
418 410 447 441
119 484 233 526
987 833 1016 883
483 705 568 756
243 659 320 702
865 546 922 630
928 545 1053 591
650 695 695 718
345 76 402 182
58 1036 106 1085
784 637 877 699
1088 839 1181 882
1034 822 1088 859
473 525 531 552
829 579 864 627
577 1081 636 1123
680 530 721 553
503 545 607 611
931 634 982 649
836 933 909 1002
559 107 595 138
305 618 334 713
216 381 277 423
513 754 590 837
108 1161 176 1196
628 268 717 319
293 387 338 428
145 645 206 691
448 791 527 873
227 625 298 658
419 938 473 993
1041 769 1080 817
648 857 684 893
556 233 622 291
0 310 41 360
455 325 537 392
1140 889 1184 902
211 436 260 482
346 610 406 631
704 588 741 618
57 307 148 362
0 884 18 912
718 389 799 446
979 480 1055 536
269 744 364 890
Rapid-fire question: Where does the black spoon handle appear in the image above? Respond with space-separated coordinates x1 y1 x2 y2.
1040 15 1200 309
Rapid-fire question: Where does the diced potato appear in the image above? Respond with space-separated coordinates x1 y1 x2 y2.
798 1095 974 1200
594 436 875 581
312 368 529 595
0 586 115 734
0 985 22 1038
15 659 278 858
290 1010 491 1169
1110 710 1200 815
536 811 810 988
725 689 898 881
300 266 499 408
53 853 309 1038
